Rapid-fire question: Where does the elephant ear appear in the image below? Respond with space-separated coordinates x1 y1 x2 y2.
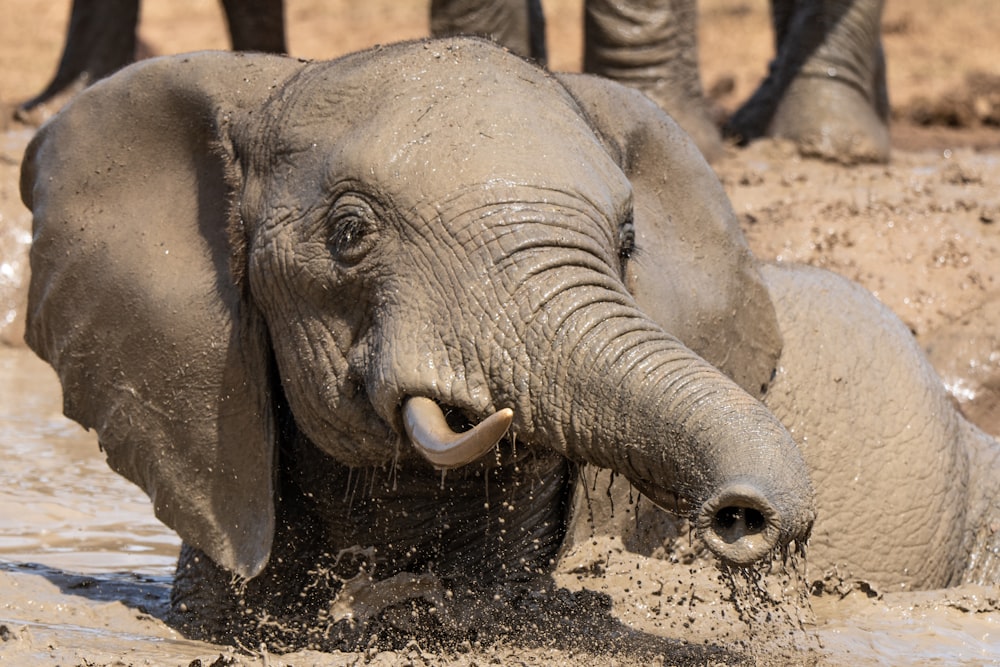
558 73 782 397
21 52 305 579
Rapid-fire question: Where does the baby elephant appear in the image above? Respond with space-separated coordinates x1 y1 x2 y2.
20 38 997 647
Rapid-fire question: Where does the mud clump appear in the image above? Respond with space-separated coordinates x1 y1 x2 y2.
898 71 1000 129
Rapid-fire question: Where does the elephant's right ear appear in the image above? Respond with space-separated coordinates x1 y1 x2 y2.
21 52 306 579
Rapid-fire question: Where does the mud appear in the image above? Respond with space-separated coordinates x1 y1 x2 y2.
1 0 999 665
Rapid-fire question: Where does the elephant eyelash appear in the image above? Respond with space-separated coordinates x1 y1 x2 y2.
326 199 377 264
328 215 367 250
618 215 636 262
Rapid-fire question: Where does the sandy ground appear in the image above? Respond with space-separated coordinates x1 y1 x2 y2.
1 1 999 665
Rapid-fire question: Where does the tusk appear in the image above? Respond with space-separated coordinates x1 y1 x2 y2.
403 396 514 469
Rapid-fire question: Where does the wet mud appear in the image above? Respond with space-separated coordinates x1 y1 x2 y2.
1 343 998 665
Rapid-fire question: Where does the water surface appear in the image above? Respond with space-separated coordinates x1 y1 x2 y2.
0 347 180 574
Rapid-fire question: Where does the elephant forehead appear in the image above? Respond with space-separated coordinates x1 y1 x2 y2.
272 43 630 212
342 94 629 227
359 93 624 206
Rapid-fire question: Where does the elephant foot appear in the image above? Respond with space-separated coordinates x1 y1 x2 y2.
727 74 888 165
772 74 889 165
726 0 890 166
14 79 88 127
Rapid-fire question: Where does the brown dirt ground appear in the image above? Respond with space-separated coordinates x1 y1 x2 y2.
0 1 998 666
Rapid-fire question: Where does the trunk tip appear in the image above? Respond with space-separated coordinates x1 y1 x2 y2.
697 482 812 565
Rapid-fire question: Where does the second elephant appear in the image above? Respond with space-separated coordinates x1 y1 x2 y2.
23 0 889 164
433 0 890 163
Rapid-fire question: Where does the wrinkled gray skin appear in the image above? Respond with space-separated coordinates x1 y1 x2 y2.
21 38 813 645
20 39 995 646
433 0 890 164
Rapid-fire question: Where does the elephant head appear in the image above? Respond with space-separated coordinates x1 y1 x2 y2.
21 38 813 580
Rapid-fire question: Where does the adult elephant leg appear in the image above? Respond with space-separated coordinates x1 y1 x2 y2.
726 0 889 164
15 0 139 124
220 0 287 54
430 0 547 64
583 0 723 161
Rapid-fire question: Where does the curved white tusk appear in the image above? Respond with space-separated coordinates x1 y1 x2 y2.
403 396 514 469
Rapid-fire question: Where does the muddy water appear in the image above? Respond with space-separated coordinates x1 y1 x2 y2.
1 350 998 665
0 348 180 574
1 139 999 664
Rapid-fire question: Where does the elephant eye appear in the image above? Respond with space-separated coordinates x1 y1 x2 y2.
327 196 377 265
618 213 636 262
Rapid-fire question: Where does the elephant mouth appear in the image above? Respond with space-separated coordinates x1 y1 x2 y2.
402 396 514 469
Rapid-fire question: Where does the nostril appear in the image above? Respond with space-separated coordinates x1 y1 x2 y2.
442 405 475 433
697 483 782 566
712 505 767 544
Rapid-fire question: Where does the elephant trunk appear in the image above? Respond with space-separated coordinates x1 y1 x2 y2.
392 203 814 565
524 287 815 565
401 282 814 565
571 329 811 562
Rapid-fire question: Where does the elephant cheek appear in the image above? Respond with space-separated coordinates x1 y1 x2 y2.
267 316 398 467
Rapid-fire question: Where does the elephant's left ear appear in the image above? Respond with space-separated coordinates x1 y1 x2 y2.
21 52 307 579
557 73 782 397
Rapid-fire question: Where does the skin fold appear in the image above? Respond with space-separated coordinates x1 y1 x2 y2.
19 39 995 647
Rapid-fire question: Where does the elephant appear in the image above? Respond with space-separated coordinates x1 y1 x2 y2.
19 0 888 165
432 0 890 164
19 38 996 648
